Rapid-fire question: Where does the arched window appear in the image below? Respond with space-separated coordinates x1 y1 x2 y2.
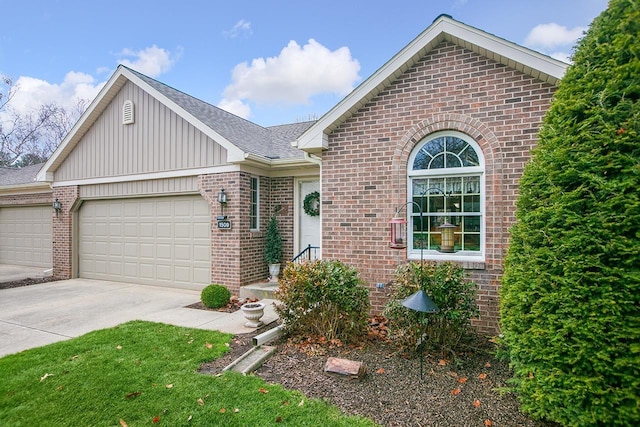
407 131 484 260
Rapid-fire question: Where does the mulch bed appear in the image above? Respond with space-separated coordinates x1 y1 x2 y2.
200 319 559 427
0 276 59 290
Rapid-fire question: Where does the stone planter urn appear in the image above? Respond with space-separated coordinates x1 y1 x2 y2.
268 263 281 282
241 302 266 328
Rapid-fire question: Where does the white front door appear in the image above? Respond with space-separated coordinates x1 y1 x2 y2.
297 179 320 259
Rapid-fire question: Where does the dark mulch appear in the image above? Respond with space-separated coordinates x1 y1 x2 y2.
0 276 59 290
200 321 559 427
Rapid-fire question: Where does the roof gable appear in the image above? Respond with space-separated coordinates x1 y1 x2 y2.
36 66 311 182
295 14 569 152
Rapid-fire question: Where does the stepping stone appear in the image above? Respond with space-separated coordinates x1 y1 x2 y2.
324 357 366 380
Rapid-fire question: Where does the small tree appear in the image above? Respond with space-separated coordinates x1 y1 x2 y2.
265 214 283 265
500 1 640 425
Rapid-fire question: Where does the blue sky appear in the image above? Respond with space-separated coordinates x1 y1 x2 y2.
1 0 608 127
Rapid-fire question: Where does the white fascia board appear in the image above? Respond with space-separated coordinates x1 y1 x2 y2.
0 182 52 195
295 16 568 153
35 70 124 182
51 164 241 188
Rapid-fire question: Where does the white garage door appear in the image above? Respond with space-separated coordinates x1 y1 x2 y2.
0 205 52 268
79 196 211 289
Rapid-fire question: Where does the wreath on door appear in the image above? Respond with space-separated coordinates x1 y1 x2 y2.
303 191 320 217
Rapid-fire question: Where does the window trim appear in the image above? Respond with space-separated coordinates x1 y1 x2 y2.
406 131 485 262
249 176 259 231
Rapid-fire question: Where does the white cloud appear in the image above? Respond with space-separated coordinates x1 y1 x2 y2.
525 23 586 49
218 39 360 118
117 45 180 77
224 19 252 38
5 72 104 116
217 97 252 119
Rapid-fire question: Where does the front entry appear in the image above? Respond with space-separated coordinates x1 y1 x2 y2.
297 179 320 260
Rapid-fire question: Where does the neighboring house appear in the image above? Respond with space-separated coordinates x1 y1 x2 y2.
0 15 567 334
0 164 53 268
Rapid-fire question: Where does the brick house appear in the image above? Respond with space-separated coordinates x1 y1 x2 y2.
0 15 566 334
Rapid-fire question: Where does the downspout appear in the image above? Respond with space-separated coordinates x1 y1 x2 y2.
304 151 322 165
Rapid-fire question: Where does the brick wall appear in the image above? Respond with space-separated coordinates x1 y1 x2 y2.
199 172 295 295
51 186 79 279
322 42 557 335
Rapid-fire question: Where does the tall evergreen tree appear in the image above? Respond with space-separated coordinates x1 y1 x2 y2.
500 1 640 425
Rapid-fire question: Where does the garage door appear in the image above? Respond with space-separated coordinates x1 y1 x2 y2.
0 205 52 268
79 196 210 289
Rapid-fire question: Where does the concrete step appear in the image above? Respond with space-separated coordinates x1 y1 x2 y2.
240 282 279 300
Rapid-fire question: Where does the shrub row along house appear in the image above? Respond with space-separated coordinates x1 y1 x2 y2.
0 15 567 335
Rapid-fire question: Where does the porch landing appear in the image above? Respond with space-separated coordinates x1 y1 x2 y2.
240 281 279 300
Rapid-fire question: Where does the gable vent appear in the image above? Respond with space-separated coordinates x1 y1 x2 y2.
122 100 134 125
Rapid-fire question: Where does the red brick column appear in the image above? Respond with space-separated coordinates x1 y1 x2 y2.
52 186 79 279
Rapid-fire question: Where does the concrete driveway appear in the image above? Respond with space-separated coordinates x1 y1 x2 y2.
0 279 277 357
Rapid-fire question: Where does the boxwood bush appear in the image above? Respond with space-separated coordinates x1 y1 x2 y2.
500 1 640 425
200 284 231 309
274 260 369 344
384 261 478 357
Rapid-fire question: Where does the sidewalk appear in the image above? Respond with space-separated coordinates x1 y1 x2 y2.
0 278 278 357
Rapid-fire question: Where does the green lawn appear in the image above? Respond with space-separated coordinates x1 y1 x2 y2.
0 321 376 426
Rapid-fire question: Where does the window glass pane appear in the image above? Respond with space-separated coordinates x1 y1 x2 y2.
464 234 480 251
413 152 431 170
446 136 466 154
430 153 445 169
464 176 480 194
463 195 480 212
445 153 461 168
464 216 481 232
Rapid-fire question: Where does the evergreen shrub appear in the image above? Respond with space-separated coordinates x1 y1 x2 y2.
274 260 369 344
500 1 640 425
384 261 478 357
200 284 231 309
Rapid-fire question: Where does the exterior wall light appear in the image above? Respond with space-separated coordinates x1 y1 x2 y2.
217 188 227 219
53 198 62 217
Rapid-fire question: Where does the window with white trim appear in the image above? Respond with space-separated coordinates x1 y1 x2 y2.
407 131 485 260
250 176 259 230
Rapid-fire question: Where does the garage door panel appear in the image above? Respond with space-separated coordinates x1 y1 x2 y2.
0 206 52 268
79 196 210 289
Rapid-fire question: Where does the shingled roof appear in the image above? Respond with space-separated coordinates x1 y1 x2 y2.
129 67 314 160
0 163 45 186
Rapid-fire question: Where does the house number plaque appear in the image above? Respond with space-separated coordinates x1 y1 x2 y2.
217 220 232 229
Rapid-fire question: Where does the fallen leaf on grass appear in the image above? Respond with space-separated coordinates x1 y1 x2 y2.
119 420 128 427
152 416 160 424
197 398 205 406
276 416 283 423
448 371 458 378
478 373 488 379
219 408 226 414
438 359 448 366
116 345 122 350
298 400 304 407
187 415 192 422
166 384 173 389
376 368 385 374
205 342 213 349
484 362 491 368
450 387 461 395
485 420 493 426
258 388 269 394
456 377 468 383
473 399 481 408
125 391 141 399
56 385 64 391
40 373 54 382
234 408 240 413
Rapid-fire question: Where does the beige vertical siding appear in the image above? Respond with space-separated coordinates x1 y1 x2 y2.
79 176 199 199
55 81 227 181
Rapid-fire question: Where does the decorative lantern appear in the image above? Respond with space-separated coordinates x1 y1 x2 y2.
439 220 456 253
389 216 407 249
